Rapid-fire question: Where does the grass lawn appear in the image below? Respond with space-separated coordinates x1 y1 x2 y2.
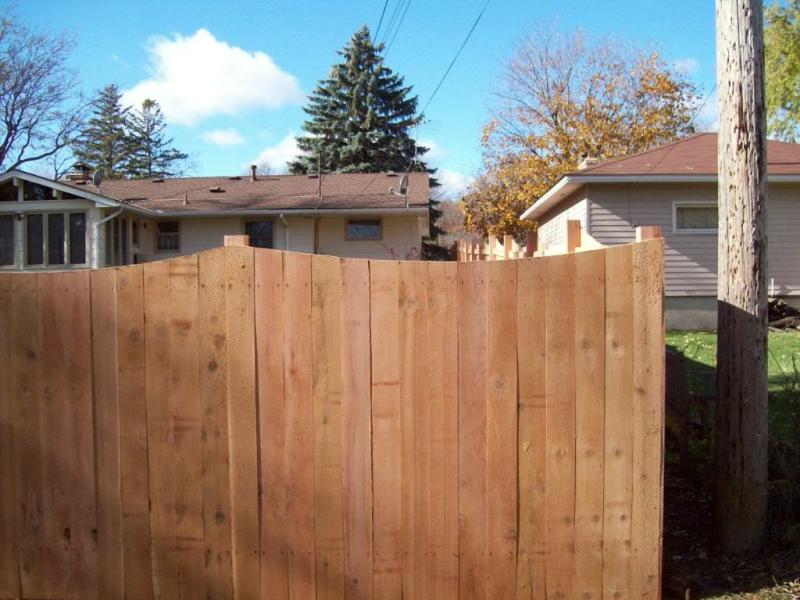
666 330 800 440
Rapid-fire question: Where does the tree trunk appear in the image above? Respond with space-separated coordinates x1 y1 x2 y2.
714 0 768 553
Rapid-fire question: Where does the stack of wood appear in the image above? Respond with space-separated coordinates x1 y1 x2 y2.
768 297 800 329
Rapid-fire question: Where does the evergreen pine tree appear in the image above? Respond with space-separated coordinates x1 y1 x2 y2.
125 99 188 178
290 25 447 258
72 84 131 177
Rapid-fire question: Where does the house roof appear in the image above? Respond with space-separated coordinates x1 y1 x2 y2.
61 171 430 215
572 132 800 176
521 133 800 221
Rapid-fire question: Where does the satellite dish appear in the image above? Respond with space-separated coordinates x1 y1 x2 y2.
92 169 105 188
398 174 409 196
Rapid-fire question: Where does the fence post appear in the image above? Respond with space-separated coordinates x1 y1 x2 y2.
567 220 582 252
525 230 538 257
224 235 250 247
635 226 662 241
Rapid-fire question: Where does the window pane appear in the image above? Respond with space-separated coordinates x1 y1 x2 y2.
0 215 14 265
245 221 273 248
69 213 86 264
23 182 51 201
48 213 65 265
677 206 717 230
0 182 16 202
26 214 43 265
132 221 139 246
347 219 382 240
157 221 180 251
121 219 129 264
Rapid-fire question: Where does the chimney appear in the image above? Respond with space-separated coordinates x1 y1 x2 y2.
577 155 601 170
250 164 257 181
64 162 93 182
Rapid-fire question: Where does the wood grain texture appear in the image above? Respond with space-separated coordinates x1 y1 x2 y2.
341 258 374 600
545 253 576 599
426 262 459 600
256 249 290 599
283 251 317 600
603 244 634 599
198 248 235 599
516 258 547 599
457 260 488 600
312 254 346 599
486 259 518 599
225 246 260 600
91 268 123 600
631 240 665 599
369 259 403 598
573 250 606 599
0 274 19 598
116 265 153 600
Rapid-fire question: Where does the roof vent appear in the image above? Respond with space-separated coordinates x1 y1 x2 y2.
307 174 319 179
386 171 398 177
228 176 242 180
209 186 225 193
577 155 601 170
151 177 164 183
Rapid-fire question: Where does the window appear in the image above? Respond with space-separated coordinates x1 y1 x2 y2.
69 213 86 264
245 220 274 248
346 218 382 241
0 182 16 202
23 182 51 201
0 215 14 266
132 221 139 246
25 212 86 267
674 203 718 233
121 219 129 264
156 221 180 251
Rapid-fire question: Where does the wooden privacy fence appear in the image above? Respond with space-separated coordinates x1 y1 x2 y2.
0 240 665 600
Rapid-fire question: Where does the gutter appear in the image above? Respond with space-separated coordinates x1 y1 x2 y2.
278 213 290 250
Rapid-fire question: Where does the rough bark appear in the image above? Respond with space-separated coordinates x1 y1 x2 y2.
714 0 769 553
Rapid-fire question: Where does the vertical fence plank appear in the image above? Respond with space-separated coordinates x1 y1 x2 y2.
312 255 346 599
91 268 123 600
145 256 205 599
341 258 373 600
603 244 634 599
0 274 19 598
426 262 459 600
116 265 153 599
225 246 260 599
573 250 606 598
545 253 576 598
256 249 290 598
631 240 665 599
199 248 235 599
370 259 403 598
283 252 317 600
516 258 547 599
398 261 429 600
458 260 488 600
487 260 518 599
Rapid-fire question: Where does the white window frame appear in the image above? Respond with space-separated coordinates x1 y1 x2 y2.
672 201 718 235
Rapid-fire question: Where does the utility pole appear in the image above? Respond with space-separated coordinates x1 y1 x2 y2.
714 0 768 553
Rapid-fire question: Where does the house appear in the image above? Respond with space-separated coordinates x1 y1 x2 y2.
0 167 430 271
520 133 800 329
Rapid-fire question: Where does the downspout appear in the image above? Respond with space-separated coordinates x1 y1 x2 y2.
278 213 290 250
92 206 124 269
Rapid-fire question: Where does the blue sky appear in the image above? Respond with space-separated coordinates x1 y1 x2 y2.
19 0 717 195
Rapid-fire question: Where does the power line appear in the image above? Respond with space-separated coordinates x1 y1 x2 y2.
374 0 390 40
420 0 490 116
380 0 403 44
689 83 718 130
384 0 412 56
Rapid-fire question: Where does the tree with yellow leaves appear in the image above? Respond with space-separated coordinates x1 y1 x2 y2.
462 28 699 237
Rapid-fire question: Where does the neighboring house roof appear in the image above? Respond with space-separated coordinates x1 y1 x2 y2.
521 133 800 221
62 171 430 216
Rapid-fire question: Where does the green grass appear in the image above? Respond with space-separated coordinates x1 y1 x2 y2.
666 330 800 440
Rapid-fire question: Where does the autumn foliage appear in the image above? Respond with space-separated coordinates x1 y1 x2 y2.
462 29 698 237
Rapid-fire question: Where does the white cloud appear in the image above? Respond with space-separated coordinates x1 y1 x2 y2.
672 57 700 76
418 138 445 162
437 169 473 199
123 29 304 125
202 128 245 146
252 133 301 173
